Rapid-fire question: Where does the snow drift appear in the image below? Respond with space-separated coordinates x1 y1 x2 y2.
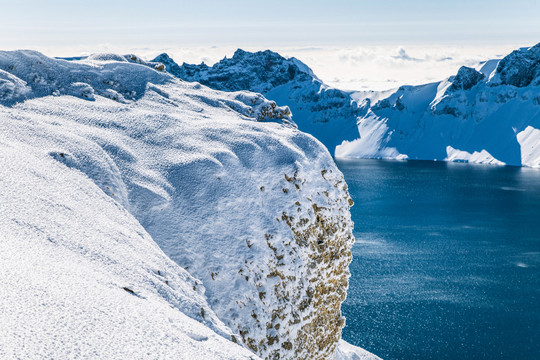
0 50 376 359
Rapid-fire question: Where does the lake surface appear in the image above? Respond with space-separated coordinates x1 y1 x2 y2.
336 159 540 360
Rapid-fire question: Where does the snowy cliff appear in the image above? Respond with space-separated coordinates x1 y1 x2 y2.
337 43 540 167
0 51 375 359
152 50 361 154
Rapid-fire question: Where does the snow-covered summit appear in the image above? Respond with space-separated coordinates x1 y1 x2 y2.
0 50 375 360
337 42 540 167
152 49 361 154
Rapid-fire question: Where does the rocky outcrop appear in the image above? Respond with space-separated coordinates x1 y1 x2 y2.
229 166 354 359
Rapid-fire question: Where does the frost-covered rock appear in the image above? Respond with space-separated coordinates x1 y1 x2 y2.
338 42 540 167
152 49 361 154
0 51 357 360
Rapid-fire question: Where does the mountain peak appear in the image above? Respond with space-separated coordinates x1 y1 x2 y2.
490 41 540 87
153 52 173 62
448 66 485 92
232 48 248 58
232 48 284 61
154 49 314 93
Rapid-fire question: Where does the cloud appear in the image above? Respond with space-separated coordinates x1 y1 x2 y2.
276 44 514 91
392 47 423 62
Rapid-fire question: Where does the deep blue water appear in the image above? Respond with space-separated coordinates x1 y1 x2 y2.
336 159 540 360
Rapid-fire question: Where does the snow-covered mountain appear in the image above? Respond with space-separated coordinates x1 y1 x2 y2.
0 50 379 360
152 50 361 154
154 44 540 168
337 43 540 167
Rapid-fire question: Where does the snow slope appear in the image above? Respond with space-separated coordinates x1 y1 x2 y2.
0 50 374 359
152 50 361 154
337 43 540 167
0 138 257 360
334 340 382 360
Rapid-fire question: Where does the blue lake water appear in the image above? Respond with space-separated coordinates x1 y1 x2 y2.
336 159 540 360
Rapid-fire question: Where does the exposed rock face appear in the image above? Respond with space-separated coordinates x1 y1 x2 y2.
152 50 361 154
232 167 354 359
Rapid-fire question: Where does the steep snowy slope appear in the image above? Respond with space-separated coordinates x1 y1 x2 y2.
152 50 361 154
338 43 540 167
0 50 375 360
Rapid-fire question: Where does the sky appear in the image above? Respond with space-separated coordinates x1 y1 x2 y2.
1 0 539 90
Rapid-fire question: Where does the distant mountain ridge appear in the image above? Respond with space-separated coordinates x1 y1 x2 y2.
153 50 361 154
154 49 316 93
339 42 540 167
